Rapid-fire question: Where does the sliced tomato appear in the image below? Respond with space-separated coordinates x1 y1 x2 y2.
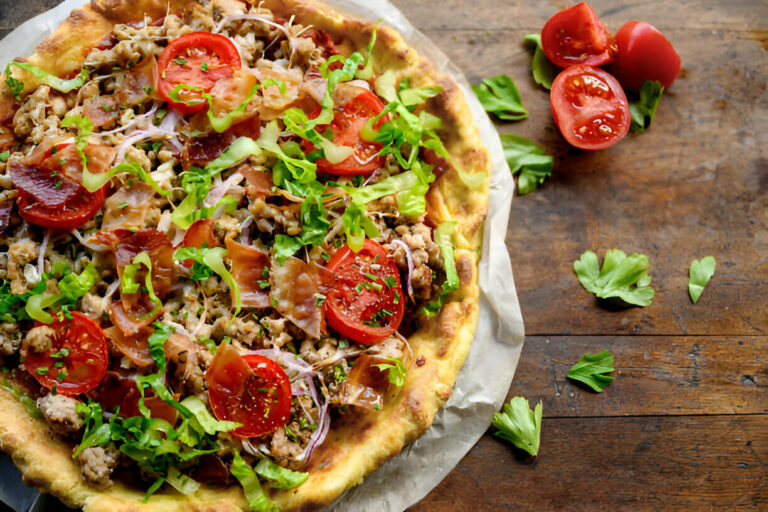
157 32 241 113
205 344 291 438
550 65 630 150
324 239 405 345
309 90 386 175
541 2 615 68
17 186 105 230
610 21 681 92
24 312 109 395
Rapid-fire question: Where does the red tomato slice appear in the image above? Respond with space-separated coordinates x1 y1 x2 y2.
609 21 681 92
24 312 109 395
541 2 615 68
550 65 630 150
17 186 105 230
309 90 386 175
324 239 405 345
158 32 241 113
205 344 292 438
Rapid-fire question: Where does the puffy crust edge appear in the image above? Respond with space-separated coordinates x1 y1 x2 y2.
0 0 492 510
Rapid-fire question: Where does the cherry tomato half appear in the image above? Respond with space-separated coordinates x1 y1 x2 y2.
17 186 105 230
541 2 615 69
550 65 630 150
609 21 681 92
324 239 405 345
206 344 292 438
24 312 109 395
309 90 386 175
158 32 241 113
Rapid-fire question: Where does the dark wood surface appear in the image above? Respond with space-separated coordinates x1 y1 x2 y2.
1 0 767 510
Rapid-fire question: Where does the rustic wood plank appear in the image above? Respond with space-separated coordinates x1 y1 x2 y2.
411 415 768 511
508 336 768 417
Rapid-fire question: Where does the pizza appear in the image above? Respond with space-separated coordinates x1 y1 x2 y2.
0 0 491 510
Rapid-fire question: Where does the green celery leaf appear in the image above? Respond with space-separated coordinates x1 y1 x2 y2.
57 263 98 302
573 249 655 307
523 34 556 90
372 357 407 387
254 458 309 490
629 80 664 132
231 452 278 512
500 133 553 195
566 350 615 392
492 396 542 456
472 75 528 121
688 255 716 304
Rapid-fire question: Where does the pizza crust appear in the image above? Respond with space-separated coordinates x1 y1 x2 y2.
0 0 491 510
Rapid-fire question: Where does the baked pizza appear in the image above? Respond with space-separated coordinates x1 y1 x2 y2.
0 0 490 509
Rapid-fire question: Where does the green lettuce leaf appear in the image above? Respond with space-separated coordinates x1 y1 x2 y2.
372 357 407 387
254 458 309 490
5 62 88 98
492 396 542 456
688 255 716 304
172 247 240 319
573 249 655 307
421 221 459 316
168 83 260 133
500 133 553 195
566 350 615 392
523 34 556 90
472 75 528 121
57 263 98 302
0 279 46 323
629 80 664 132
231 452 278 512
179 396 239 436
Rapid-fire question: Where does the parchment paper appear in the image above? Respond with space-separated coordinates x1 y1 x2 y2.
0 1 525 510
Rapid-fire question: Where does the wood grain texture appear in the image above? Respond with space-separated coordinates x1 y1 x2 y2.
410 416 768 511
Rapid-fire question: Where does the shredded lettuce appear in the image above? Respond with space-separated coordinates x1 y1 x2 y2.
24 293 62 324
421 221 459 316
231 452 278 512
121 252 162 319
254 458 309 490
355 22 380 81
83 160 172 196
5 62 88 99
57 263 98 302
0 381 42 418
372 357 407 387
0 279 46 323
172 247 241 320
179 395 239 436
166 466 201 495
168 83 260 133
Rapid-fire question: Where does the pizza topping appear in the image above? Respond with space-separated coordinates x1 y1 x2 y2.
36 393 85 436
0 2 478 501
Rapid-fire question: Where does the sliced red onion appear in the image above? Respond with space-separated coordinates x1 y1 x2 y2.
97 102 159 137
204 171 244 207
238 217 253 245
37 229 50 278
390 239 414 300
104 279 120 299
302 405 330 462
113 125 164 165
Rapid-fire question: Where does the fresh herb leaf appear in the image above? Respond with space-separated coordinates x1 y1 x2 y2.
200 62 209 72
500 133 553 195
173 58 188 66
254 458 309 490
492 397 542 456
566 350 615 392
372 357 407 387
0 150 9 163
523 34 556 90
629 80 664 132
472 75 528 121
0 279 45 322
688 255 716 304
573 249 655 307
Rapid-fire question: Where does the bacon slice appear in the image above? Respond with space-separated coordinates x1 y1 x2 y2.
103 324 154 366
92 371 177 423
269 256 324 339
102 182 155 231
239 164 274 198
225 238 269 308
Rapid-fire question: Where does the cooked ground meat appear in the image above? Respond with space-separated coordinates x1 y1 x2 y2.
0 323 22 356
23 325 56 354
270 425 303 463
36 393 84 435
77 445 119 489
6 237 38 294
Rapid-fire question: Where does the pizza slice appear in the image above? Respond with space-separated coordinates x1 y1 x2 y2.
0 0 491 510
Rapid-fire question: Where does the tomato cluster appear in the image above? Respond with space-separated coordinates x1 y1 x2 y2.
540 2 681 150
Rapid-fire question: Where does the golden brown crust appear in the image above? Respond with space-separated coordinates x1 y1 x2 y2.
0 0 491 510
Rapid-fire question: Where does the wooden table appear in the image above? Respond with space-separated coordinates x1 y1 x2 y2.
2 0 767 510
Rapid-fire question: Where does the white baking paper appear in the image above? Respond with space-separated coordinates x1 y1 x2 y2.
0 1 525 510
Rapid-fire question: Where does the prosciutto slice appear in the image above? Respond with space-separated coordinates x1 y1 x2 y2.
84 57 157 129
114 229 175 313
102 182 156 231
269 256 326 339
225 238 269 308
339 354 392 410
103 324 154 366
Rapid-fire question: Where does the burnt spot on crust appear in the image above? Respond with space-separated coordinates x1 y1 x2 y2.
415 355 426 367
